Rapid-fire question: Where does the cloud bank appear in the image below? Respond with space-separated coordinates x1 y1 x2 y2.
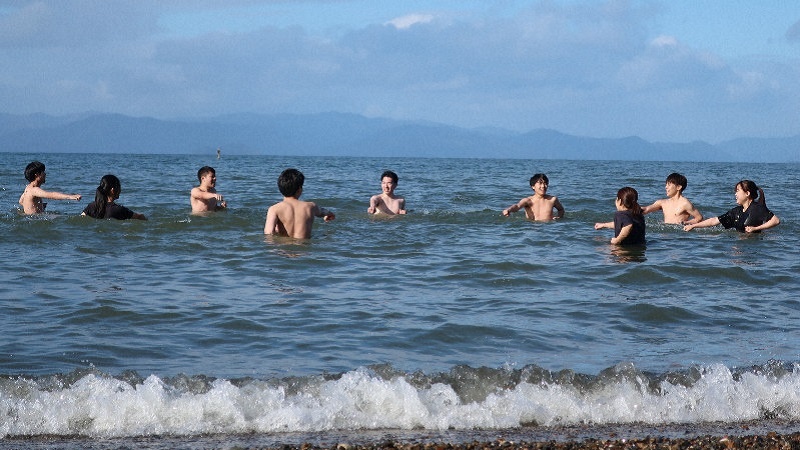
0 0 798 143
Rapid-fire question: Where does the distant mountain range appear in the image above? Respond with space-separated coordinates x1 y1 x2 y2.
1 112 797 162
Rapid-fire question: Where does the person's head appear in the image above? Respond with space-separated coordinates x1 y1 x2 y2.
24 161 46 183
529 173 549 195
197 166 215 181
277 168 304 197
735 180 761 204
197 166 216 187
98 174 121 200
665 173 687 195
529 173 549 187
380 170 398 194
616 186 642 216
90 174 121 218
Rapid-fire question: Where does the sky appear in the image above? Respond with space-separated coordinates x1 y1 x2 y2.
0 0 798 143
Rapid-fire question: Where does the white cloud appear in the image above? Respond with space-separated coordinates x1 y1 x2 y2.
0 0 798 142
650 35 678 48
385 13 434 30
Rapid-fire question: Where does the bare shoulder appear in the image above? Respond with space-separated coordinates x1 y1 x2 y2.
268 200 289 214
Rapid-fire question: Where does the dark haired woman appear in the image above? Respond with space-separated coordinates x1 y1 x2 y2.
82 174 146 220
594 186 646 245
683 180 779 233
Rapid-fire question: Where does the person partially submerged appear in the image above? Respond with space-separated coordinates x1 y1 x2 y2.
683 180 779 233
368 170 406 215
18 161 81 214
502 173 564 221
82 174 146 220
191 166 227 213
264 168 335 239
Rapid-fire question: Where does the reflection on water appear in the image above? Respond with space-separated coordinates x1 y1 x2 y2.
609 244 647 263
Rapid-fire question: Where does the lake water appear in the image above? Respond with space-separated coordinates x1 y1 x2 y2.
1 152 799 446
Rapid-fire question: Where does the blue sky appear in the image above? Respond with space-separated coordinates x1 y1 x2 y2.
1 0 798 143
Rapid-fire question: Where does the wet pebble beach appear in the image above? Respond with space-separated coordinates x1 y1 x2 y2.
264 433 800 450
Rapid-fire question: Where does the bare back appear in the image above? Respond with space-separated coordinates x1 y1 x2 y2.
264 197 321 239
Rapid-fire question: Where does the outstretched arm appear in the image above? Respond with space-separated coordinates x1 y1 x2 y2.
32 187 81 201
502 198 530 216
683 216 720 231
594 221 613 230
641 200 661 215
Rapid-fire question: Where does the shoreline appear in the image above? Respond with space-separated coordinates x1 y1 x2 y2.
4 421 800 450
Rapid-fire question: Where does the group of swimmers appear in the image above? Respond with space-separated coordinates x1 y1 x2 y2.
19 160 780 244
497 171 779 245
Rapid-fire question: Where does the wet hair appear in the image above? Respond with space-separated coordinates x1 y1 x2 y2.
277 168 304 197
617 186 643 216
381 170 399 184
665 172 687 192
90 174 122 219
24 161 45 182
529 173 549 186
197 166 215 182
736 179 764 202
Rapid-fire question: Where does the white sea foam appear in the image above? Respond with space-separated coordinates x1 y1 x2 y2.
2 364 800 438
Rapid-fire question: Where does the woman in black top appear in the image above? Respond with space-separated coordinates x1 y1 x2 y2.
684 180 779 233
82 174 147 220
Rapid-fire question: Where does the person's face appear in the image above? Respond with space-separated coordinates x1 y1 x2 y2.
734 185 749 205
615 197 624 211
201 172 216 188
531 179 548 195
665 182 679 197
381 176 396 194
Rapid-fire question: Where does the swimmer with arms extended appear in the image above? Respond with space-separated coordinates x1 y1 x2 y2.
642 172 703 225
683 179 779 233
18 161 81 214
502 173 564 221
368 170 406 215
264 168 335 239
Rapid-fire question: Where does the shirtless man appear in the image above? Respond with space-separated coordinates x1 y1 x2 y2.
368 170 406 215
642 173 702 225
191 166 227 213
264 168 335 239
18 161 81 214
502 173 564 221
